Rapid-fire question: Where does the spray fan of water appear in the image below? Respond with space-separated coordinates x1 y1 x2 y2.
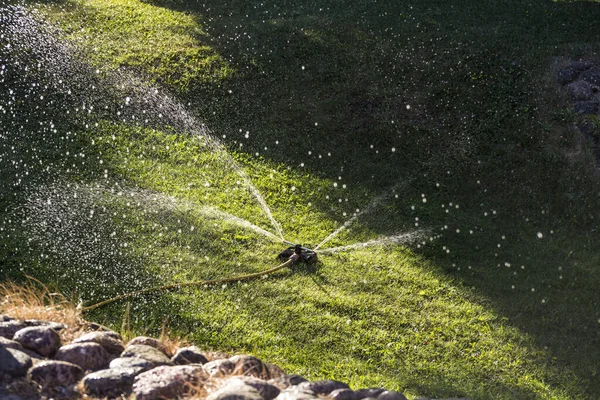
1 3 429 303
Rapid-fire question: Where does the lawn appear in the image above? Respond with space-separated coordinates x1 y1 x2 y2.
1 0 600 398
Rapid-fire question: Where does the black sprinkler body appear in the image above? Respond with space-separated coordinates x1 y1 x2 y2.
278 244 318 264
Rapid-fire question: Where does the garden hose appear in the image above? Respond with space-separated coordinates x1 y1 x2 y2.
82 258 294 312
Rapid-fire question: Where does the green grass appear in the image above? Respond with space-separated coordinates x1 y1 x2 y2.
2 0 600 398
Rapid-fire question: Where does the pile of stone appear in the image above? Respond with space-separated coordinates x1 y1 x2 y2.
557 60 600 137
0 315 415 400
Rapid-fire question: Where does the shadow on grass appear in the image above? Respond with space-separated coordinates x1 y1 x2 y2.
134 0 600 397
5 0 600 397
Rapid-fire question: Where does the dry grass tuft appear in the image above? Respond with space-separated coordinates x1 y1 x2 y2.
0 277 86 342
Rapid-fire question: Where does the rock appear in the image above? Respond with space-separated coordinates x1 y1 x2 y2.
72 331 124 355
0 347 32 378
13 326 61 358
81 366 144 397
574 101 600 115
557 67 580 85
275 387 318 400
377 391 408 400
0 336 25 351
27 360 84 388
20 348 45 365
207 378 264 400
172 346 208 365
224 376 281 400
580 67 600 85
297 380 350 395
127 336 171 357
0 315 14 322
23 319 66 331
567 80 595 101
110 356 155 371
54 342 110 371
203 358 236 377
355 389 385 398
270 374 308 388
0 320 28 339
266 363 286 379
121 344 173 367
330 389 362 400
132 365 206 400
570 61 595 71
85 322 123 340
230 355 271 379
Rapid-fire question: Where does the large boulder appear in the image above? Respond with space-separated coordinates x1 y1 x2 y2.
0 347 32 378
132 365 206 400
81 366 144 397
27 360 84 388
54 342 110 371
13 326 61 358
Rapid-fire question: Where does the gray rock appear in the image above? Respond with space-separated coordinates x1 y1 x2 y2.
207 379 264 400
574 101 600 115
23 320 66 331
330 389 361 400
297 380 350 395
567 80 595 101
275 387 318 400
230 355 270 379
110 356 155 371
269 374 308 389
570 61 594 71
171 346 208 365
20 348 45 364
85 322 123 340
81 366 144 397
27 360 84 388
355 389 385 398
54 342 110 371
0 320 28 339
0 315 14 322
132 365 206 400
377 391 408 400
557 67 580 85
0 347 32 378
127 336 171 357
580 67 600 85
224 376 281 400
203 358 236 377
72 331 124 355
0 336 25 351
13 326 61 358
121 344 173 367
266 363 286 379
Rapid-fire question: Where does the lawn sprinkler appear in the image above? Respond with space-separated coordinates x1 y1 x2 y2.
278 243 318 264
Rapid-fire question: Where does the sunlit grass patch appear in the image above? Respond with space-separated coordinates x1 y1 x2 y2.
38 0 234 89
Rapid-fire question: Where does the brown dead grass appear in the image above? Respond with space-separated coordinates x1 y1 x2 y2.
0 277 86 342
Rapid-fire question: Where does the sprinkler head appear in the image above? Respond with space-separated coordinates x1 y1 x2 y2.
277 244 318 264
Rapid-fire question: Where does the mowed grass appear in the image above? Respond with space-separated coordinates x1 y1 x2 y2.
1 0 599 398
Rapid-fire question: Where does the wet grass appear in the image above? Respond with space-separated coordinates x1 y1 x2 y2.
1 0 600 398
